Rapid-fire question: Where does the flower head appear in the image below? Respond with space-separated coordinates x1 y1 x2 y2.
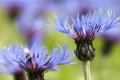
52 9 120 61
0 44 73 80
55 9 119 40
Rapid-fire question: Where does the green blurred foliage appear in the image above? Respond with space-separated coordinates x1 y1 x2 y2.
0 9 120 80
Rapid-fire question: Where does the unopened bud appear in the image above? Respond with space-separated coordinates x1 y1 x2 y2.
75 39 95 62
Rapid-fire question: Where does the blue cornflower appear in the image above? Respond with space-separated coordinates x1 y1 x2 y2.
53 9 120 61
55 9 119 40
0 44 73 80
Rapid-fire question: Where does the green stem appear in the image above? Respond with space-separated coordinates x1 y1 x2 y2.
82 61 91 80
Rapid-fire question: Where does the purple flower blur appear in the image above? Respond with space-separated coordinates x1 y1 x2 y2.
16 15 46 48
1 0 47 20
15 1 48 48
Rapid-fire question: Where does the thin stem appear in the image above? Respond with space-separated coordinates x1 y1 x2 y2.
82 61 91 80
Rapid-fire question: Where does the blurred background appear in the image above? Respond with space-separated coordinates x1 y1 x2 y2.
0 0 120 80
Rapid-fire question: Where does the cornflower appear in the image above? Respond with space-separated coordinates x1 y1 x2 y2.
0 44 73 80
52 9 120 80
